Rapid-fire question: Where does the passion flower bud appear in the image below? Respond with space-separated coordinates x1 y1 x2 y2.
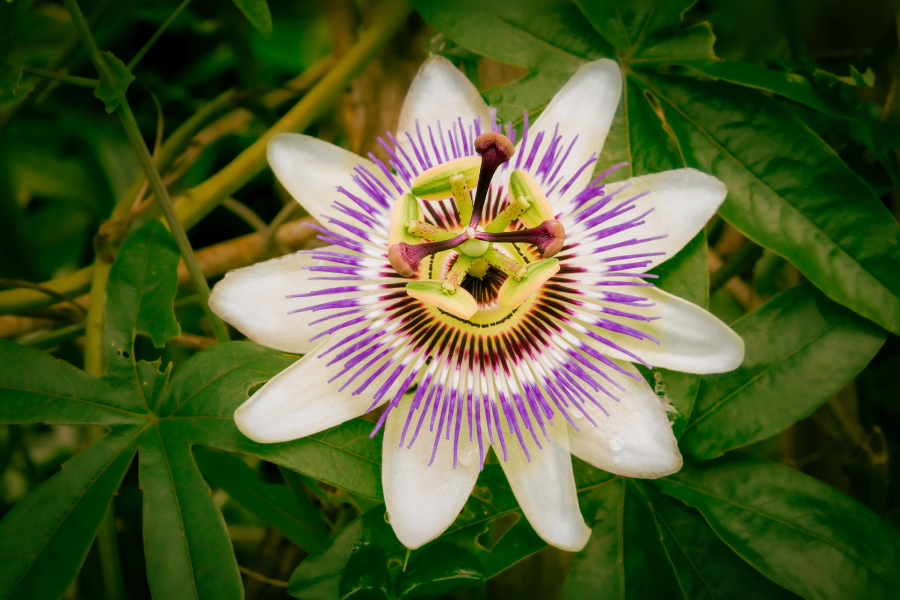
410 156 481 200
497 258 560 310
509 170 555 229
406 280 478 320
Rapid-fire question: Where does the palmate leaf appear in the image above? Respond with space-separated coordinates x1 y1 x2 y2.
681 283 887 459
0 221 383 600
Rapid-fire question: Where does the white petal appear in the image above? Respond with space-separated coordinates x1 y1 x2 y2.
383 394 482 549
267 133 391 228
567 360 682 478
495 418 590 552
575 286 745 374
234 334 394 443
397 56 492 152
562 168 726 271
210 248 384 355
512 59 621 206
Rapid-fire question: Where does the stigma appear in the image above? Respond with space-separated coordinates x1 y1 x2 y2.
387 132 567 317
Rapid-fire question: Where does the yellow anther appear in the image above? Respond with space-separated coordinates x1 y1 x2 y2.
484 248 526 280
497 258 560 310
407 280 478 320
510 170 555 229
411 156 481 200
485 196 531 233
407 219 455 241
389 193 423 246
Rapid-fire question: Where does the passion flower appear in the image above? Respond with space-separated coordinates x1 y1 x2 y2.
209 57 744 552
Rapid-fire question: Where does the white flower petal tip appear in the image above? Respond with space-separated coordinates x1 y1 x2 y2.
496 420 591 552
559 168 728 270
209 251 338 355
518 59 623 206
568 362 683 479
266 132 384 225
574 286 746 375
382 395 482 549
234 337 395 443
398 56 492 140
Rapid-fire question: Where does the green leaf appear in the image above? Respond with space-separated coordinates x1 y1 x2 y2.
93 51 135 113
289 461 576 599
194 447 326 553
0 340 139 425
0 426 140 600
655 456 900 600
157 340 293 418
395 543 484 598
289 505 397 600
412 0 609 123
645 482 801 600
667 60 858 120
561 477 624 598
230 0 273 40
562 477 684 599
0 63 33 105
574 0 716 61
0 218 378 599
681 282 887 460
105 219 181 355
632 72 900 334
138 425 243 600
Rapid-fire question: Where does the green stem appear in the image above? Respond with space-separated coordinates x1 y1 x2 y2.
118 101 231 343
21 65 98 87
223 197 267 232
19 322 86 350
64 0 229 344
261 201 300 257
127 0 193 71
709 241 763 294
84 260 111 374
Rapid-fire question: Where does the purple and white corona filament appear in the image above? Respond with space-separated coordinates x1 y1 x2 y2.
210 57 744 552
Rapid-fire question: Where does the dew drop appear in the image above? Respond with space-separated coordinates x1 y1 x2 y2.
608 436 625 453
